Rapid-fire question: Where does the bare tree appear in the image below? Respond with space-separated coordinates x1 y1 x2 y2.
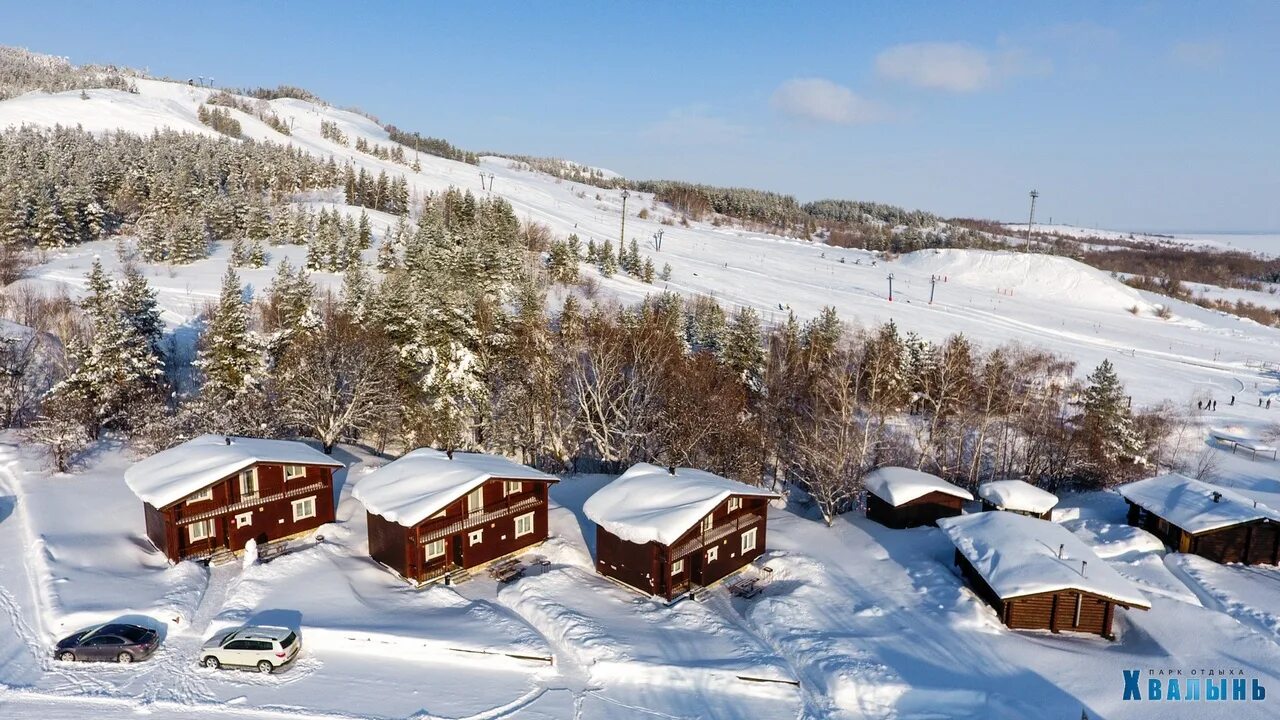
790 350 872 525
275 303 397 453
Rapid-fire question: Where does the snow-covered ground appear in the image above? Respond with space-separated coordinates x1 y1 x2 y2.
1007 223 1280 258
3 433 1280 719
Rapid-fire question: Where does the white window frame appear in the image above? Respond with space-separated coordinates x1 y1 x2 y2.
706 546 719 563
727 497 742 513
466 487 484 515
291 496 317 522
235 512 253 528
514 512 534 538
504 480 523 497
741 527 758 554
468 529 484 546
186 487 213 505
424 539 446 560
671 558 684 575
284 464 307 480
239 468 259 499
699 515 713 534
188 519 213 543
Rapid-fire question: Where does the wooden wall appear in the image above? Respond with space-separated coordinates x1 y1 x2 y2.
955 551 1125 639
1127 501 1280 565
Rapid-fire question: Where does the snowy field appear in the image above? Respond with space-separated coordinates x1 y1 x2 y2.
1 78 1280 718
1008 223 1280 258
3 433 1280 719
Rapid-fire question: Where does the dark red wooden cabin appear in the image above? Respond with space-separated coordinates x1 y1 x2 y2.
585 463 779 600
354 449 559 585
864 466 973 529
124 435 343 562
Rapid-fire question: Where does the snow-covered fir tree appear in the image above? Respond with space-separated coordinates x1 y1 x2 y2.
195 267 261 397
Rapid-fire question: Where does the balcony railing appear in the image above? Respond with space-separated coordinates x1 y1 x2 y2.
671 512 764 560
178 481 326 525
420 495 542 544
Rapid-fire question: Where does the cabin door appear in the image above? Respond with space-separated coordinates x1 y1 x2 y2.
452 534 465 568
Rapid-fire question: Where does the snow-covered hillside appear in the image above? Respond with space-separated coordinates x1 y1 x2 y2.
3 73 1280 720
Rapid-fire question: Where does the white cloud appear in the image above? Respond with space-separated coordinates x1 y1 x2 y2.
769 78 887 125
642 105 748 145
875 42 994 92
1170 40 1224 69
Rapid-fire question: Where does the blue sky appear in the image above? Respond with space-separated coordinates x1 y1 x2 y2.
2 1 1277 231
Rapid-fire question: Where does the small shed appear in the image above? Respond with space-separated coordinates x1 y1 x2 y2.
353 449 558 584
938 512 1150 639
124 435 344 562
977 480 1059 519
1118 473 1280 565
864 467 973 528
584 463 779 600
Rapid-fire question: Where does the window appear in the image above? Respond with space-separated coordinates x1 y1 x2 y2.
727 497 742 512
514 512 534 538
468 529 484 546
424 539 446 560
284 464 306 480
466 487 484 515
239 468 259 500
671 558 684 575
504 480 523 496
235 512 253 528
706 546 719 563
291 496 316 521
741 527 758 553
224 640 251 651
188 519 213 543
186 487 213 505
699 515 713 534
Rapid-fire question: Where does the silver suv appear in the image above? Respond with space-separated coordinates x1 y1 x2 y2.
200 626 300 674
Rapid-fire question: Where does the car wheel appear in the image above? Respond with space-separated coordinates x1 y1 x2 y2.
58 651 75 662
116 651 133 664
257 659 274 674
202 656 220 669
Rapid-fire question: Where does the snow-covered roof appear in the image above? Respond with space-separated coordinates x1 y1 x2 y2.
863 467 973 507
352 449 557 527
1118 473 1280 534
977 480 1059 515
937 512 1150 608
583 463 779 546
124 435 342 508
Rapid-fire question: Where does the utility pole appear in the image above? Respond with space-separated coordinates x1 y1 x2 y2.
1025 189 1039 248
619 189 630 246
653 229 664 251
488 173 495 192
479 172 487 191
929 274 937 304
887 273 895 302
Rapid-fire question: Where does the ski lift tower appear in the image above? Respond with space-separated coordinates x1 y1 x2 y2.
1024 189 1039 248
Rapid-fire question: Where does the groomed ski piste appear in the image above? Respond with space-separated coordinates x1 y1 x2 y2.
0 78 1279 719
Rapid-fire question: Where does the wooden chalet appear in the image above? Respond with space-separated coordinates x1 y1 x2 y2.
583 463 779 600
938 512 1150 640
1119 473 1280 565
123 435 344 563
977 479 1059 519
864 466 972 528
353 449 558 585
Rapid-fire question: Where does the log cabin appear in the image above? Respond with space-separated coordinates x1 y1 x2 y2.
353 449 558 585
937 512 1150 640
583 463 779 600
864 466 973 528
1118 473 1280 565
123 435 344 563
977 479 1059 519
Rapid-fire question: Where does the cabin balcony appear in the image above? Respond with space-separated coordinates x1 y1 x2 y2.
671 511 765 560
418 495 544 543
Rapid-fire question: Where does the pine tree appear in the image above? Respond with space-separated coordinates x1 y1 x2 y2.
196 267 260 397
117 264 165 365
723 306 764 389
1079 359 1142 483
660 262 672 281
641 257 656 283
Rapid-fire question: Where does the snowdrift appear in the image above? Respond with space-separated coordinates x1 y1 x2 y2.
896 249 1152 310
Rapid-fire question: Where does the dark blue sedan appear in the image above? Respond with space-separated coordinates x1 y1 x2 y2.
55 623 160 664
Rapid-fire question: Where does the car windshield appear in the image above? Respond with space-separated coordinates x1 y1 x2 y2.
280 631 297 649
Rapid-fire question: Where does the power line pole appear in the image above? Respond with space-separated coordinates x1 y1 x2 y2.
619 189 630 246
887 273 895 302
1024 189 1039 248
488 173 495 193
653 228 664 251
930 274 937 304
